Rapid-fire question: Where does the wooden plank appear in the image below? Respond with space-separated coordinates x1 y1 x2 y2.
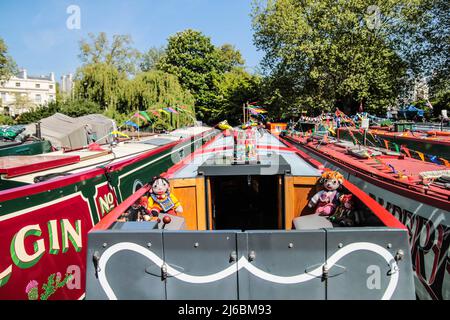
284 176 318 230
196 177 207 230
206 177 213 230
170 177 207 231
170 178 198 230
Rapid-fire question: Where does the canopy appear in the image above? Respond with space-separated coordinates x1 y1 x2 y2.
24 113 116 150
398 105 424 118
77 114 117 144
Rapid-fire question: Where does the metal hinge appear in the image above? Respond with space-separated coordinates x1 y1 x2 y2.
161 263 168 281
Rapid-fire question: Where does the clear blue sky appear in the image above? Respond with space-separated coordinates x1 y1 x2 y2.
0 0 263 81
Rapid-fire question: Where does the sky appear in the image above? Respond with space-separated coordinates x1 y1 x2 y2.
0 0 264 81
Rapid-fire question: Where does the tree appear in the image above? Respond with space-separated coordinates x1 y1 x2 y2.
78 32 141 75
140 46 166 72
218 44 245 72
157 29 231 121
0 38 17 82
213 68 262 124
74 62 126 111
119 70 196 128
252 0 427 116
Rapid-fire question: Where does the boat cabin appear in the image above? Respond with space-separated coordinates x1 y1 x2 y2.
110 128 395 231
86 128 415 300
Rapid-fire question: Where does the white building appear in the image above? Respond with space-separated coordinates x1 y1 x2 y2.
60 73 74 99
0 69 56 116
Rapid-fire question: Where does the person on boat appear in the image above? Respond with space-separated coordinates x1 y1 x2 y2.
308 171 344 216
147 176 183 217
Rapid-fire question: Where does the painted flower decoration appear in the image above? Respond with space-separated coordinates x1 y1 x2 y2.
25 280 39 300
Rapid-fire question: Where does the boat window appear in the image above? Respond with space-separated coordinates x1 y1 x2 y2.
209 175 282 230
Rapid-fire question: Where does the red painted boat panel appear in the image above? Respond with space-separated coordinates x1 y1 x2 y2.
0 155 80 178
286 134 450 208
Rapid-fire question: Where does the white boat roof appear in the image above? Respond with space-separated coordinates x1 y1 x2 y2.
171 130 322 179
4 127 211 185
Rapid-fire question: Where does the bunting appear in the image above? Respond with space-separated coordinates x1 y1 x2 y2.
427 154 440 164
139 111 152 122
400 145 411 158
159 108 170 115
124 120 139 129
415 151 425 162
133 112 148 123
392 142 400 153
168 107 179 114
440 158 450 168
111 131 130 138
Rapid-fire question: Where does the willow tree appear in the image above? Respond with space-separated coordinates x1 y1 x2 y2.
120 70 196 128
252 0 427 116
74 62 126 111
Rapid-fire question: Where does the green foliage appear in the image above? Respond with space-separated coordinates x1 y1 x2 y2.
0 114 14 125
157 29 259 123
14 100 102 124
74 62 126 111
15 102 60 124
251 0 428 116
140 47 166 72
0 38 17 82
78 32 140 75
213 68 262 125
157 30 227 120
119 70 196 128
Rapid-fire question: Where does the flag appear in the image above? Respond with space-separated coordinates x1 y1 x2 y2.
388 164 397 174
168 107 179 114
151 110 160 117
392 142 400 153
328 127 336 136
88 143 105 152
427 154 439 164
159 108 170 115
139 111 152 122
111 131 129 138
440 158 450 167
383 140 389 150
400 145 411 158
133 112 148 123
125 120 139 128
415 151 425 162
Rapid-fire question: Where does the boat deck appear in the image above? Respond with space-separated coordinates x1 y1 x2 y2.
288 134 450 201
1 127 211 185
168 130 322 179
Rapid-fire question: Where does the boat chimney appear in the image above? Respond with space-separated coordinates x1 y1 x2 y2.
35 121 42 139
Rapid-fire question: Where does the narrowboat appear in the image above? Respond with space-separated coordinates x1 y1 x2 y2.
85 127 415 300
0 126 215 300
283 131 450 300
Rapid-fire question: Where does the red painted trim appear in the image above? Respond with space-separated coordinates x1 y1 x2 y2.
0 130 215 202
276 135 325 170
338 128 450 146
0 155 80 178
165 132 224 179
91 185 151 231
342 178 406 230
283 135 406 229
